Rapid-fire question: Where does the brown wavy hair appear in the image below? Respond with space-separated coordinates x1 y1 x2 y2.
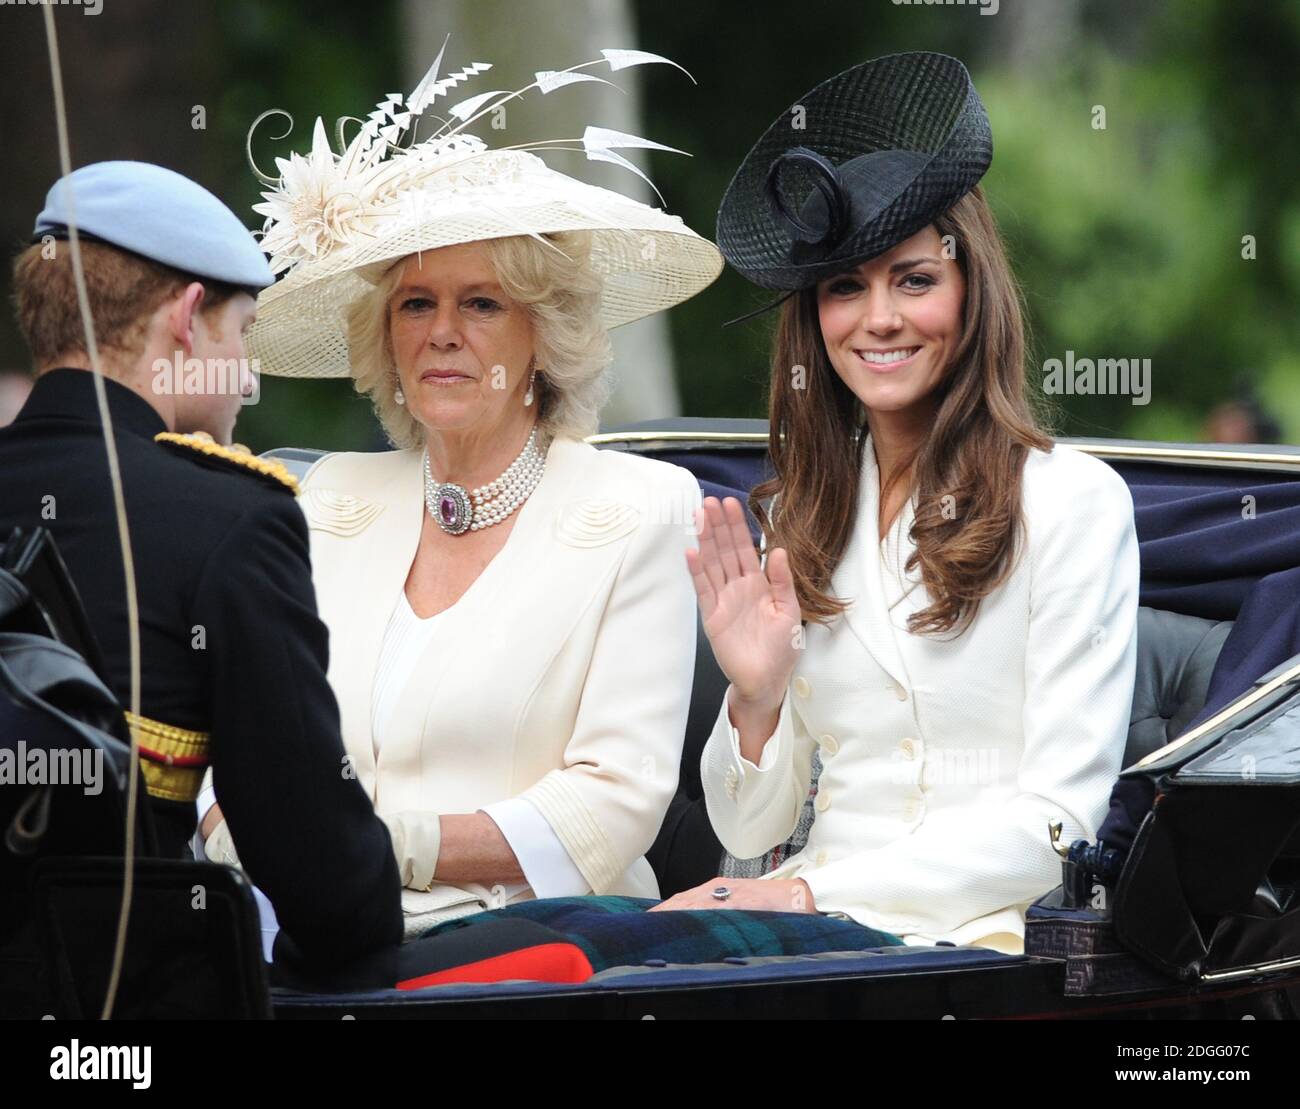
751 185 1054 636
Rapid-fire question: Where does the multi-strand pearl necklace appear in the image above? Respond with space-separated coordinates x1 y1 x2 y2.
422 427 546 536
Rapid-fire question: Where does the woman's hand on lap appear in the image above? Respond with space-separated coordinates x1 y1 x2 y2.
648 876 817 913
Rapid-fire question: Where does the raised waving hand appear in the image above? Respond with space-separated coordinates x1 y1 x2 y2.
685 497 802 734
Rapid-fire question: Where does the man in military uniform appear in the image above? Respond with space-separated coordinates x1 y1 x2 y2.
0 161 402 966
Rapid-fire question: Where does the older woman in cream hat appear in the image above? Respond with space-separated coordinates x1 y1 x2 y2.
198 47 722 938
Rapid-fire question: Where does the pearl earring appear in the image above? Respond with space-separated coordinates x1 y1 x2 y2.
395 384 405 405
523 363 537 408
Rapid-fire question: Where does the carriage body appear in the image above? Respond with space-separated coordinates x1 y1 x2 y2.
5 420 1299 1019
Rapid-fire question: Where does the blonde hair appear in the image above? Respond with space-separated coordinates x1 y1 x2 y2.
347 231 611 447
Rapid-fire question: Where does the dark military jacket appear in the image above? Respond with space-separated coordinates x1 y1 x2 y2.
0 368 401 964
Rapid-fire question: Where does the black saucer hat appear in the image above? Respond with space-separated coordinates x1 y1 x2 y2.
716 52 992 311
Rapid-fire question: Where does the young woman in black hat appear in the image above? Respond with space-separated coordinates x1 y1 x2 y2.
655 53 1140 954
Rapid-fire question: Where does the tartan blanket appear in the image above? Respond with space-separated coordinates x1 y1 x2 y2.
420 895 903 973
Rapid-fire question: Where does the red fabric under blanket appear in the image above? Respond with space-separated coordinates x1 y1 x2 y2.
396 941 593 989
272 918 593 992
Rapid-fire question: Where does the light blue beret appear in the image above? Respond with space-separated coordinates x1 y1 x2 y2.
32 160 274 290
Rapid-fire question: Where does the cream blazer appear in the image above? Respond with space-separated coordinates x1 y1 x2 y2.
702 437 1140 952
299 434 700 925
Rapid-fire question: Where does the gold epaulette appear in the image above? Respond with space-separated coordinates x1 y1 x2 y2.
154 431 300 495
124 711 211 804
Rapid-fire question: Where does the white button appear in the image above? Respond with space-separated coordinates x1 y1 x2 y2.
724 766 739 801
793 676 811 699
819 733 839 756
899 737 915 760
816 850 829 867
894 684 909 702
815 790 832 813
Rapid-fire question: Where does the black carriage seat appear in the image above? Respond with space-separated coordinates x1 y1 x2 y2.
647 605 1235 897
1126 607 1233 766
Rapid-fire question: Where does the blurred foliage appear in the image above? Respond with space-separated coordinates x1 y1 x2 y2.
631 0 1300 443
979 5 1300 441
8 0 1296 449
207 0 400 452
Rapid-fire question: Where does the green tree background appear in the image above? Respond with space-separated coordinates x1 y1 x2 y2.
2 0 1296 451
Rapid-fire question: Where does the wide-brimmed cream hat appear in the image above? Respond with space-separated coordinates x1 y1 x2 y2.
245 42 723 379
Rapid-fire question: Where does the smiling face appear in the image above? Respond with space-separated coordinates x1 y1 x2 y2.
387 244 536 437
815 225 966 432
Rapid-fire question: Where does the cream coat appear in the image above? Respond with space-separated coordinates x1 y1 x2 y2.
702 437 1140 952
301 434 701 925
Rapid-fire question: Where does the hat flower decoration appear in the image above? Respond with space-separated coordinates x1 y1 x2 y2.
245 37 722 378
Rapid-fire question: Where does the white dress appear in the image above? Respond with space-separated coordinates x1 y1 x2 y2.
197 586 597 955
299 437 699 931
369 591 589 925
